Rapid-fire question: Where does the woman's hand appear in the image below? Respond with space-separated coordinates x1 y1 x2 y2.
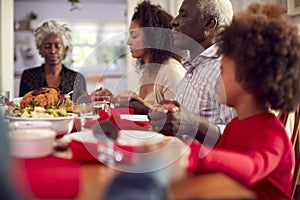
118 90 139 100
117 90 152 108
94 87 113 97
155 99 180 112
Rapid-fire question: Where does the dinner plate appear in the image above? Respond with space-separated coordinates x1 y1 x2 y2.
120 114 149 122
62 129 165 146
118 130 164 146
62 130 98 143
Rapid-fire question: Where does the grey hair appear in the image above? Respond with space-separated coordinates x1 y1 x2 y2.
196 0 233 26
34 20 73 55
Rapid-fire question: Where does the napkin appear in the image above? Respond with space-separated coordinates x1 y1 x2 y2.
69 139 136 164
83 109 149 130
110 109 149 130
114 107 134 114
16 156 81 199
72 117 82 132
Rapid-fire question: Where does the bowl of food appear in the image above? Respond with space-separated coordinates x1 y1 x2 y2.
9 128 56 158
7 87 77 136
6 109 77 136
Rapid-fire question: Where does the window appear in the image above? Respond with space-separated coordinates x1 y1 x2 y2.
68 22 127 76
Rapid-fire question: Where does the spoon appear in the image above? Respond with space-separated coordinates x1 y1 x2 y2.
64 91 74 99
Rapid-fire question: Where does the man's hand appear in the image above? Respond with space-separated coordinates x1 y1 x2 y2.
149 100 199 140
112 96 150 115
148 100 220 145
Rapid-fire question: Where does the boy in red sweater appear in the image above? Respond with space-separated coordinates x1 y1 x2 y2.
150 3 300 199
193 3 300 199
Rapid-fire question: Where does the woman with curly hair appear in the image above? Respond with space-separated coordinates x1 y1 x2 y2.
19 20 87 102
96 1 185 111
188 3 300 199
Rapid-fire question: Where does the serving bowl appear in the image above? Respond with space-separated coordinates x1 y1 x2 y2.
8 121 52 130
6 113 77 136
9 128 56 158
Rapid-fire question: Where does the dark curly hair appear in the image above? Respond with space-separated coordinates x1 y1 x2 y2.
217 3 300 112
131 0 181 70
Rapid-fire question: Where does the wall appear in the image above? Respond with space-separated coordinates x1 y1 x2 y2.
0 0 14 99
14 0 128 97
4 0 300 99
231 0 300 25
14 1 126 25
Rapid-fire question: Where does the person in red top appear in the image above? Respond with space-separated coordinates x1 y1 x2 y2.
192 3 300 199
150 3 300 199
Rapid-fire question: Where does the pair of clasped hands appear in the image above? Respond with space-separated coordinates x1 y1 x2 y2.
95 88 200 140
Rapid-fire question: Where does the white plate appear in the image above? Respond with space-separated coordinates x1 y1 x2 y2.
62 130 98 143
118 130 164 146
120 114 149 122
62 129 165 146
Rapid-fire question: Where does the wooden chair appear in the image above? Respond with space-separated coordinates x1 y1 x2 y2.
294 153 300 200
278 106 300 199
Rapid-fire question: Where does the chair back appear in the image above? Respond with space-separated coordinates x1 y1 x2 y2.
291 107 300 148
293 152 300 199
291 107 300 198
278 106 300 198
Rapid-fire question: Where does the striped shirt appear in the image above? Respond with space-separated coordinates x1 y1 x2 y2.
175 44 236 126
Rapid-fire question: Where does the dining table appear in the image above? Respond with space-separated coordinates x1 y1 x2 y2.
54 146 255 200
73 165 256 200
13 113 256 200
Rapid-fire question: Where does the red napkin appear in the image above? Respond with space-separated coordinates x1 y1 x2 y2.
14 156 81 199
83 109 149 130
72 117 82 132
69 140 136 164
110 108 149 130
131 120 150 127
84 119 98 129
114 107 134 114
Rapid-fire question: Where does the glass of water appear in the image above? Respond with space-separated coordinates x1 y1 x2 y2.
0 91 10 103
92 95 111 115
0 91 10 116
76 94 97 130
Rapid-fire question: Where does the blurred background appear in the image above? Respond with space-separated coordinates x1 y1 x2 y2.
1 0 300 98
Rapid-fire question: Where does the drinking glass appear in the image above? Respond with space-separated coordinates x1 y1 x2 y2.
0 90 10 103
76 94 96 130
0 90 10 116
92 95 111 115
97 140 124 167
